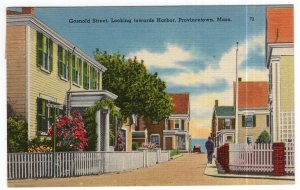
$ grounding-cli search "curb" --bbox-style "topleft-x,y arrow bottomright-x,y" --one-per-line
204,162 -> 295,181
171,154 -> 183,159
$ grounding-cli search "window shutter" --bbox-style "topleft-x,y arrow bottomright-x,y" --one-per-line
68,51 -> 72,80
72,55 -> 76,83
36,32 -> 43,67
253,115 -> 256,127
181,120 -> 185,130
57,45 -> 62,76
49,39 -> 53,72
222,119 -> 225,129
242,115 -> 245,127
37,98 -> 43,131
79,59 -> 82,85
168,120 -> 171,130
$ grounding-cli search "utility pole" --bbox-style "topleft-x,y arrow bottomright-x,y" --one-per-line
235,42 -> 239,144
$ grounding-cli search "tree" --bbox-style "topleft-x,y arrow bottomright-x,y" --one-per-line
94,49 -> 173,121
256,130 -> 270,143
7,118 -> 28,152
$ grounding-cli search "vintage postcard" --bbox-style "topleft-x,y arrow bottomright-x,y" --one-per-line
5,3 -> 295,187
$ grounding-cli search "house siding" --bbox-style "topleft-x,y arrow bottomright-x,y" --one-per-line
6,25 -> 26,119
28,27 -> 98,139
238,112 -> 270,143
280,56 -> 294,112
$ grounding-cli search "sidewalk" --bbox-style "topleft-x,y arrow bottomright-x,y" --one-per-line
204,158 -> 295,181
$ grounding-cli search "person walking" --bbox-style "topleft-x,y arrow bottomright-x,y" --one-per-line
205,137 -> 214,164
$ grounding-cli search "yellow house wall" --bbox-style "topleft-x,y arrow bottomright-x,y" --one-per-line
280,56 -> 294,112
28,27 -> 102,139
238,112 -> 270,144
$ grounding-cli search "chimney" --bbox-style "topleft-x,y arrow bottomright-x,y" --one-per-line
215,100 -> 218,107
238,77 -> 242,82
22,7 -> 35,15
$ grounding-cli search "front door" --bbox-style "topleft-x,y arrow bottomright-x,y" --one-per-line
165,137 -> 172,150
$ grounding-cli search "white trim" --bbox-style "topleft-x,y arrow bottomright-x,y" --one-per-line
7,15 -> 107,72
266,43 -> 293,68
39,94 -> 57,103
216,116 -> 235,119
150,134 -> 160,148
26,25 -> 31,131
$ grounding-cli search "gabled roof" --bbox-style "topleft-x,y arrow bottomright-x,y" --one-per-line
234,81 -> 269,108
168,93 -> 189,114
266,7 -> 294,43
215,106 -> 234,117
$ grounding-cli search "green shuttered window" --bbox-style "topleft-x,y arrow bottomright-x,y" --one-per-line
83,62 -> 89,89
37,98 -> 61,134
36,32 -> 53,72
58,45 -> 68,79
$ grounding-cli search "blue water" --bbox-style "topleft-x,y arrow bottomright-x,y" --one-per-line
191,138 -> 207,153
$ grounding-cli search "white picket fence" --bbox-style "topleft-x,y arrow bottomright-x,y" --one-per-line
8,149 -> 171,180
229,143 -> 295,175
7,152 -> 104,179
285,143 -> 295,174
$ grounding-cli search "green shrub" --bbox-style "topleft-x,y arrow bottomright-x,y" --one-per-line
7,118 -> 28,152
132,142 -> 139,150
256,130 -> 270,143
171,149 -> 180,157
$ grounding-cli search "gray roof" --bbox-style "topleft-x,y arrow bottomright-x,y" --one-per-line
215,106 -> 234,117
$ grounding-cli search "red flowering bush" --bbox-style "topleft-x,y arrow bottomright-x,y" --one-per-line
48,112 -> 87,151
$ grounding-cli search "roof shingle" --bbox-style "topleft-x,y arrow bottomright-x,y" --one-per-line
215,106 -> 234,117
234,81 -> 269,108
267,8 -> 294,43
168,93 -> 189,114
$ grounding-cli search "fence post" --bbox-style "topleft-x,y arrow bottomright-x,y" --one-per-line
154,148 -> 161,164
217,143 -> 230,173
273,143 -> 285,176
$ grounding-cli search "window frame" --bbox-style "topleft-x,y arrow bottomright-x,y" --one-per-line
174,119 -> 180,130
150,134 -> 160,147
37,32 -> 53,73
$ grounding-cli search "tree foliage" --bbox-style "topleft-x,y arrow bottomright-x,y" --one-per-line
94,49 -> 173,121
83,98 -> 122,151
7,118 -> 28,152
256,130 -> 270,143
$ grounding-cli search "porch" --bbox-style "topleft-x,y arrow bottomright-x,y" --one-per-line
163,130 -> 189,152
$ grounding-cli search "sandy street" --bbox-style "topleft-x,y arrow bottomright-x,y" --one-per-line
8,153 -> 294,187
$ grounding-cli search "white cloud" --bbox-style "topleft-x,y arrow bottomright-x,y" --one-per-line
164,32 -> 268,87
127,43 -> 197,70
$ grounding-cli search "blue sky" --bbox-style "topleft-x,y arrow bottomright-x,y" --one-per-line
31,6 -> 282,135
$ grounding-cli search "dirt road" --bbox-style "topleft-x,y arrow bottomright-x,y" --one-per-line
8,153 -> 294,187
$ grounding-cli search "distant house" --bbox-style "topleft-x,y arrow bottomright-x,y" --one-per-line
234,79 -> 270,144
132,93 -> 191,152
6,8 -> 123,151
265,8 -> 294,142
211,100 -> 235,147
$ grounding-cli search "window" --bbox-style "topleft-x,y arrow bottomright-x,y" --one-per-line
83,61 -> 90,89
37,32 -> 53,72
246,136 -> 253,144
174,119 -> 180,129
242,114 -> 256,127
151,134 -> 160,147
58,45 -> 68,80
37,98 -> 61,134
90,66 -> 98,90
225,119 -> 231,129
72,56 -> 82,85
226,135 -> 233,142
